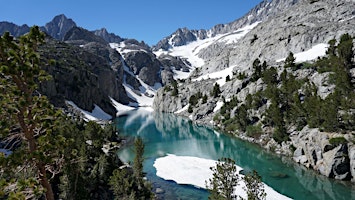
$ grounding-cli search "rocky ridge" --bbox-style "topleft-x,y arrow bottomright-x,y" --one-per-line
0,22 -> 29,37
153,0 -> 299,51
0,14 -> 190,117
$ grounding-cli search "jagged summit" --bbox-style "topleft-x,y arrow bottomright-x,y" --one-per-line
153,0 -> 300,51
0,21 -> 29,37
41,14 -> 77,40
0,14 -> 125,45
92,28 -> 124,43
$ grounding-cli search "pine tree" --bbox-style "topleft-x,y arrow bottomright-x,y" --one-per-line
171,80 -> 178,96
134,137 -> 145,187
242,170 -> 266,200
212,83 -> 222,98
252,58 -> 262,81
206,158 -> 239,200
326,38 -> 337,57
0,26 -> 64,200
337,33 -> 353,68
203,94 -> 208,104
285,52 -> 297,70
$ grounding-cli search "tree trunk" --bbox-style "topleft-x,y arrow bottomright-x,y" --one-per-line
38,162 -> 55,200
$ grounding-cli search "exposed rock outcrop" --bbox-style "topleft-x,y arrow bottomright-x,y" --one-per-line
291,126 -> 354,180
39,37 -> 129,117
124,51 -> 162,86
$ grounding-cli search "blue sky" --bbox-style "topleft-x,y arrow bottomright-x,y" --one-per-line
0,0 -> 262,45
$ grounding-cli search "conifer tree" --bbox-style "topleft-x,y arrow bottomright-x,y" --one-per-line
285,52 -> 297,70
252,58 -> 262,81
242,170 -> 266,200
206,158 -> 239,200
0,26 -> 63,200
212,83 -> 222,98
134,137 -> 145,187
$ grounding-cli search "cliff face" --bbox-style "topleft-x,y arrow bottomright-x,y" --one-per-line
39,37 -> 129,117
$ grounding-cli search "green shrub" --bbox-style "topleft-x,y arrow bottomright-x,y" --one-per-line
329,137 -> 347,146
237,72 -> 247,80
202,94 -> 208,104
246,124 -> 263,138
188,105 -> 193,113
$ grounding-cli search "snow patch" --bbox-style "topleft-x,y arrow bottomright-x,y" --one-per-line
109,42 -> 148,57
276,43 -> 329,63
109,43 -> 162,109
154,22 -> 260,79
110,97 -> 136,116
173,69 -> 192,80
218,22 -> 261,45
154,154 -> 292,200
123,83 -> 155,107
66,101 -> 112,121
193,65 -> 235,86
174,104 -> 189,114
213,101 -> 224,113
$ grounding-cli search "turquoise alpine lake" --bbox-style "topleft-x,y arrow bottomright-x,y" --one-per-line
115,109 -> 354,200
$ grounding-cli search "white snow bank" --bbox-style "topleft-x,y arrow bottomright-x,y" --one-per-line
110,97 -> 136,116
66,101 -> 112,121
123,83 -> 155,107
219,22 -> 261,45
154,22 -> 261,75
276,43 -> 329,63
173,69 -> 192,80
174,104 -> 189,114
193,65 -> 235,86
154,154 -> 292,200
109,42 -> 148,57
154,39 -> 206,69
213,101 -> 224,113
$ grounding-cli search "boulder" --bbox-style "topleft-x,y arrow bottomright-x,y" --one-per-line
349,144 -> 355,182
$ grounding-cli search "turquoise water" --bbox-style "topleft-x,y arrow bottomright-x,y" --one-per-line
115,110 -> 355,200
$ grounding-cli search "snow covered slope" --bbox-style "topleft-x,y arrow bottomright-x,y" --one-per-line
276,43 -> 329,63
154,22 -> 261,79
110,42 -> 161,108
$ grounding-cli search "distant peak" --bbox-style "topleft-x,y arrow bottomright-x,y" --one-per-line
97,28 -> 109,34
44,14 -> 77,40
52,14 -> 68,20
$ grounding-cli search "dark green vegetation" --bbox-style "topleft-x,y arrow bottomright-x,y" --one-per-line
242,170 -> 266,200
188,91 -> 203,113
206,158 -> 265,200
215,34 -> 354,143
0,27 -> 152,199
206,158 -> 239,200
109,137 -> 153,200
